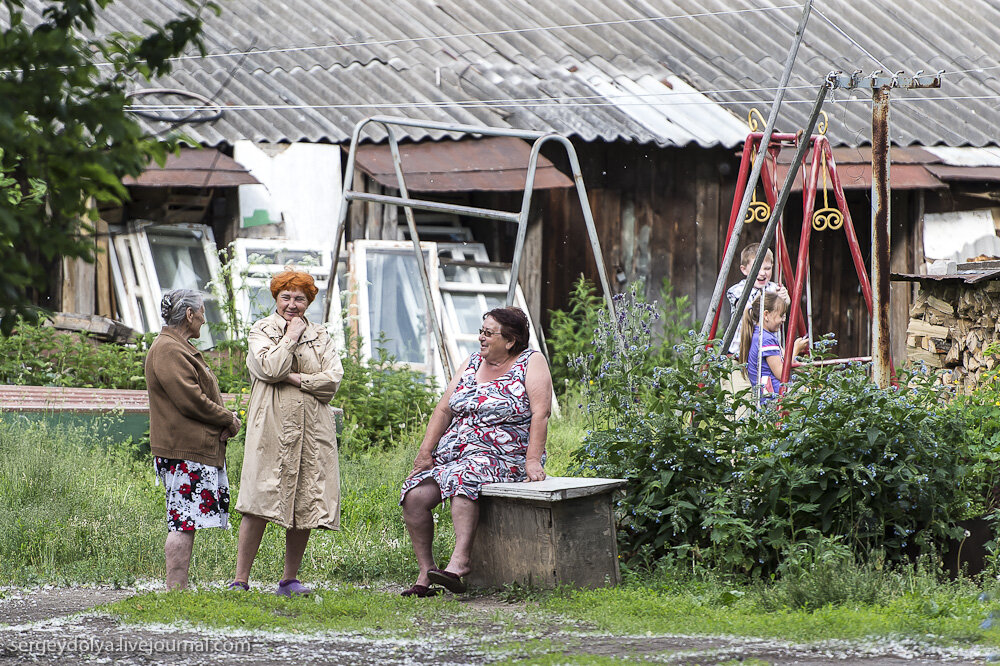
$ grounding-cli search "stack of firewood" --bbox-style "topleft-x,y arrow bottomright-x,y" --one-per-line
905,281 -> 1000,390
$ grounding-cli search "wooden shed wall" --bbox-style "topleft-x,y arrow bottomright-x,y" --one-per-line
536,141 -> 918,362
346,140 -> 924,364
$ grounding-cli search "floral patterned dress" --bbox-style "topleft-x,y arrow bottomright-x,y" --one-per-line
155,457 -> 230,531
401,349 -> 537,502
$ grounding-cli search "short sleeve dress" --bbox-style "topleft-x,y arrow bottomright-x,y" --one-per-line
400,349 -> 537,502
746,325 -> 783,396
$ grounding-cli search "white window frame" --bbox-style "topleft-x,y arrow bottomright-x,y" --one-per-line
110,221 -> 224,347
229,238 -> 344,348
437,242 -> 542,370
352,240 -> 447,387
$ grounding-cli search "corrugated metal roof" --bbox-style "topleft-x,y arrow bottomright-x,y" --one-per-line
892,269 -> 1000,285
12,0 -> 1000,149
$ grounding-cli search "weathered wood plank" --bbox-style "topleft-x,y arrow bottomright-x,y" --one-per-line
480,477 -> 626,501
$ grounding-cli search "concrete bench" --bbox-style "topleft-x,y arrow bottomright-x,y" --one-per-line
467,476 -> 626,590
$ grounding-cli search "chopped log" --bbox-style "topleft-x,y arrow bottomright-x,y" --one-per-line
944,343 -> 961,366
907,320 -> 951,338
968,354 -> 982,372
909,348 -> 944,367
926,295 -> 954,316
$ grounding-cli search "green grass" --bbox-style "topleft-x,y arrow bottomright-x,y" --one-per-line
101,578 -> 1000,651
539,583 -> 1000,645
0,413 -> 444,586
0,405 -> 584,586
108,587 -> 460,634
8,409 -> 1000,653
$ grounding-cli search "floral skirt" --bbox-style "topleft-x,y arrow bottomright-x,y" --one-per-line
154,457 -> 230,532
400,450 -> 529,503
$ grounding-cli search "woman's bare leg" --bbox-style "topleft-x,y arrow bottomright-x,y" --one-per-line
165,531 -> 195,590
282,528 -> 311,581
402,480 -> 443,585
234,514 -> 267,583
444,495 -> 479,577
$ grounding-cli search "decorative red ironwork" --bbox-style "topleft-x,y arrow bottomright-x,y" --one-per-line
708,130 -> 884,388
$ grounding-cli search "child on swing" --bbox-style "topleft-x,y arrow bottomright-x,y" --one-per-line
726,243 -> 790,355
739,292 -> 809,399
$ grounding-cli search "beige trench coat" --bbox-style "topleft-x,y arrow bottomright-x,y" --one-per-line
235,313 -> 344,530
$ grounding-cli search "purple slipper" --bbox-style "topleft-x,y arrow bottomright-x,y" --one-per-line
427,568 -> 467,593
400,584 -> 440,598
227,580 -> 250,591
276,579 -> 312,597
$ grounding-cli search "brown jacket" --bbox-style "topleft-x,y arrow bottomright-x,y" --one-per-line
235,314 -> 343,529
145,326 -> 233,467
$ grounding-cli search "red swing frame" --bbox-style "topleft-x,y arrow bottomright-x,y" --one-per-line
707,130 -> 881,388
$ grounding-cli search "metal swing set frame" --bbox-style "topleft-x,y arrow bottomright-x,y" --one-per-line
322,116 -> 617,383
707,94 -> 884,389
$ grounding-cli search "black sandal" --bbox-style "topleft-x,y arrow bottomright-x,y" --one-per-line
400,584 -> 440,598
427,568 -> 467,593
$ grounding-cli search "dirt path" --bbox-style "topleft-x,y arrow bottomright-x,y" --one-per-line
0,586 -> 993,665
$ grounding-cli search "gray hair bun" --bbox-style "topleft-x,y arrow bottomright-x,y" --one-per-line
161,289 -> 205,327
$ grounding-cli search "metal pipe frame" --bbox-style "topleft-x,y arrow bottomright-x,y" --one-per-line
699,0 -> 815,339
719,80 -> 830,357
707,133 -> 807,344
324,115 -> 617,379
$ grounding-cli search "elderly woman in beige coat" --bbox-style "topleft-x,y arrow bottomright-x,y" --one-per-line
230,270 -> 343,596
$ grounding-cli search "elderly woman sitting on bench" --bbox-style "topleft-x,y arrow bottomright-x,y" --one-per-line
399,306 -> 552,597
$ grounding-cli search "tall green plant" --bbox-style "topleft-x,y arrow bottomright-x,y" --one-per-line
575,327 -> 755,570
547,276 -> 604,393
335,330 -> 438,453
948,342 -> 1000,519
548,276 -> 692,396
0,318 -> 151,389
738,363 -> 969,570
574,287 -> 973,575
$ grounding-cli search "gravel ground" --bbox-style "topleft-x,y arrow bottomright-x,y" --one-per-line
0,586 -> 996,665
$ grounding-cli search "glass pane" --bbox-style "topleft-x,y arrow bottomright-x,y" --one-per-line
306,287 -> 327,322
478,268 -> 506,284
484,294 -> 504,311
457,338 -> 479,358
450,293 -> 483,332
198,299 -> 225,347
148,231 -> 212,291
135,296 -> 149,332
365,250 -> 430,364
247,248 -> 324,267
440,264 -> 474,282
248,284 -> 274,322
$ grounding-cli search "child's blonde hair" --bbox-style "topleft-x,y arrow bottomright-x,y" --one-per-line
739,291 -> 786,367
740,243 -> 774,268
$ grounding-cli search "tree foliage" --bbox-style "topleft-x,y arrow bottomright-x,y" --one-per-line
0,0 -> 218,333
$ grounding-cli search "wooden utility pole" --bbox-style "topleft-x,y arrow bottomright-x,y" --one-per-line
828,70 -> 942,387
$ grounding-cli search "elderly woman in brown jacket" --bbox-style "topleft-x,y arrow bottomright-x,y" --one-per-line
231,270 -> 344,596
145,288 -> 242,591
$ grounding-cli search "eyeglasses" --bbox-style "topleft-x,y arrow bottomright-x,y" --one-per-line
478,328 -> 501,338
